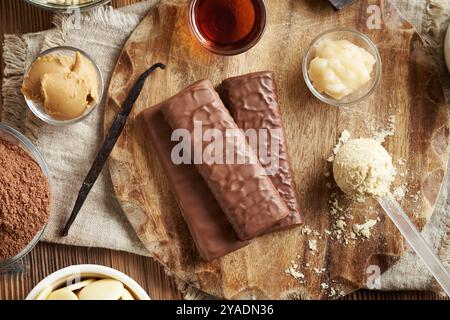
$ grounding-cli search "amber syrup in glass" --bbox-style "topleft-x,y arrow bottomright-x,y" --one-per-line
190,0 -> 267,55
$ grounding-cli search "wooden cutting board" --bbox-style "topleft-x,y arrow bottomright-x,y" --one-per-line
104,0 -> 449,299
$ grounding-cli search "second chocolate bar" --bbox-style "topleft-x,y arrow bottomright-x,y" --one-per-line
221,71 -> 303,231
161,80 -> 290,240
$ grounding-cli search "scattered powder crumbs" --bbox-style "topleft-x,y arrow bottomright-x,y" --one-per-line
352,219 -> 378,239
326,189 -> 382,244
327,193 -> 356,245
335,219 -> 346,230
312,230 -> 322,240
285,267 -> 304,280
313,267 -> 326,275
393,184 -> 408,201
410,191 -> 421,203
327,129 -> 350,162
285,261 -> 305,282
320,282 -> 345,298
308,239 -> 318,253
301,225 -> 312,235
393,158 -> 409,201
373,115 -> 396,143
328,287 -> 346,298
329,287 -> 336,297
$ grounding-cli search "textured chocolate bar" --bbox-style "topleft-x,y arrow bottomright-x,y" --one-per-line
161,80 -> 290,240
141,106 -> 249,261
221,71 -> 303,231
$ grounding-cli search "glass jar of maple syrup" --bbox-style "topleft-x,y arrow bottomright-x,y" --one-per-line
189,0 -> 267,56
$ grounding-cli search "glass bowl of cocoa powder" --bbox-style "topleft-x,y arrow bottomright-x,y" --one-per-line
0,123 -> 51,270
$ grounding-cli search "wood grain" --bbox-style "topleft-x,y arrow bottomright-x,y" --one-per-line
0,0 -> 447,300
105,0 -> 449,299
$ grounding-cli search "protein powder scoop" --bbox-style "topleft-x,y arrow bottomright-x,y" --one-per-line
333,138 -> 450,296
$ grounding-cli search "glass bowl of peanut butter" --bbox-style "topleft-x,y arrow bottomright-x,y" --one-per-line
22,46 -> 104,126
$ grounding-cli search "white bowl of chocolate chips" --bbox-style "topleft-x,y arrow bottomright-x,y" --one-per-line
27,265 -> 150,300
0,123 -> 51,269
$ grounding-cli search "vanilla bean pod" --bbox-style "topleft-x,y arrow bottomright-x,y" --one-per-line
62,63 -> 166,236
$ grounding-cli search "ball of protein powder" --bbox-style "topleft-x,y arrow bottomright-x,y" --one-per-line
333,138 -> 395,198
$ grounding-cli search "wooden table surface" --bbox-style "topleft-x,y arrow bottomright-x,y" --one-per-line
0,0 -> 447,300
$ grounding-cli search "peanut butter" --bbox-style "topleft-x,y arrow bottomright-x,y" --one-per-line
73,52 -> 99,103
22,51 -> 100,121
41,72 -> 91,120
22,55 -> 73,102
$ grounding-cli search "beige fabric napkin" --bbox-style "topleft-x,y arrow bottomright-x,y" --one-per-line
1,0 -> 449,296
3,1 -> 155,257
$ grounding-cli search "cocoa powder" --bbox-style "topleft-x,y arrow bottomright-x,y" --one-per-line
0,139 -> 51,260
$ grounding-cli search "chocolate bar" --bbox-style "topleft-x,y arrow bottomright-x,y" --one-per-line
161,80 -> 290,240
221,71 -> 303,231
141,106 -> 249,261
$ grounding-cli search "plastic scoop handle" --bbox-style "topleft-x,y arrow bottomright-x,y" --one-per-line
378,193 -> 450,297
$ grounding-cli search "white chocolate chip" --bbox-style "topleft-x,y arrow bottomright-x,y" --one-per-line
78,279 -> 124,300
308,239 -> 318,253
120,288 -> 135,300
65,279 -> 96,292
47,288 -> 79,300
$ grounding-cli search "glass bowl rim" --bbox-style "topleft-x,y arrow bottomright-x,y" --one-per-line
0,123 -> 51,269
24,46 -> 104,126
23,0 -> 111,12
302,27 -> 382,107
